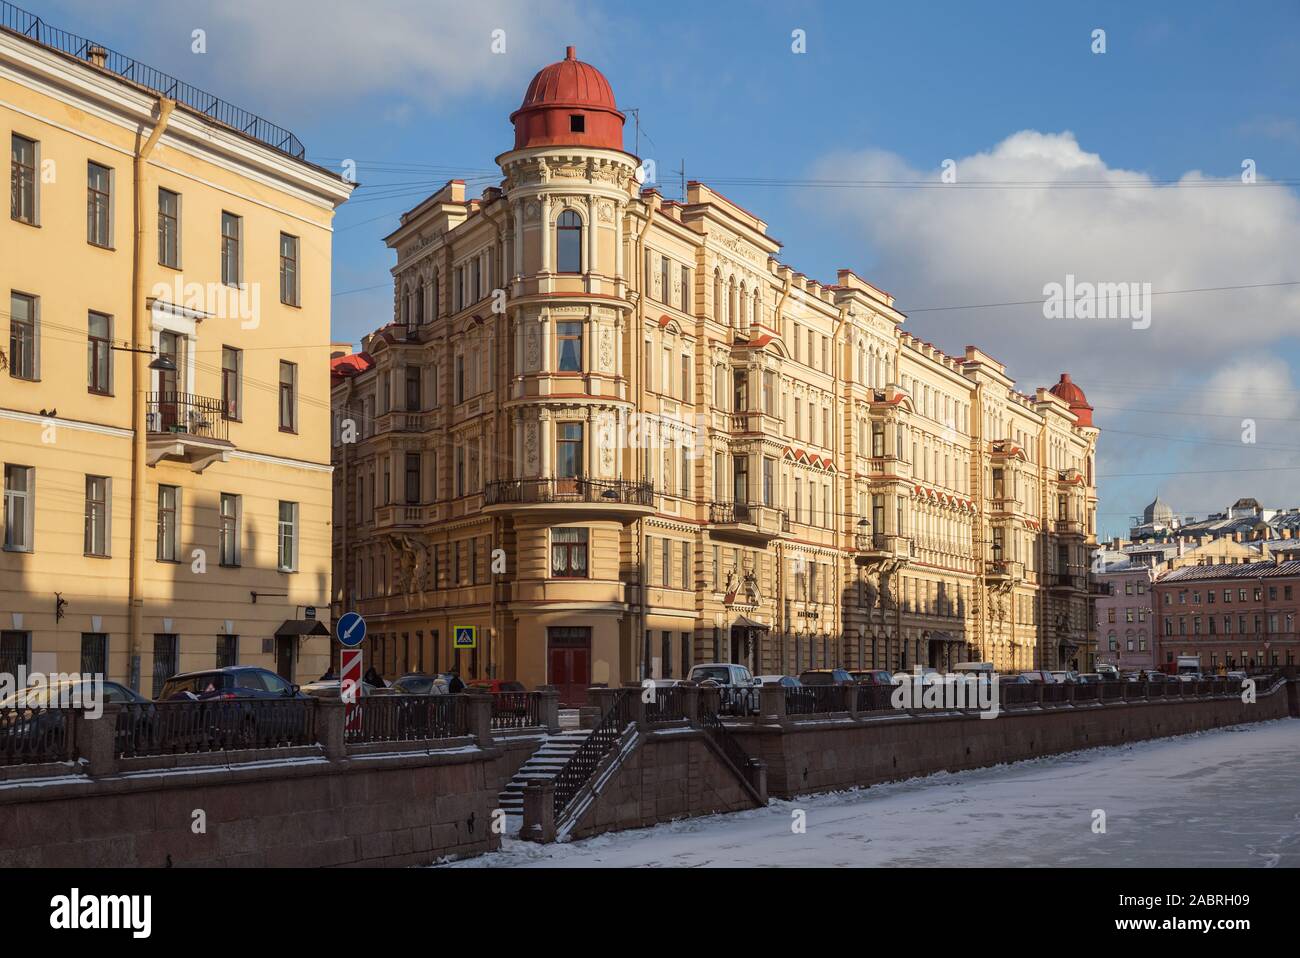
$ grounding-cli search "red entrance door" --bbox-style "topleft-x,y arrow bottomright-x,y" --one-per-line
548,627 -> 591,707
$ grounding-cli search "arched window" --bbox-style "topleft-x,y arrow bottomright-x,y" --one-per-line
713,270 -> 724,322
556,210 -> 582,273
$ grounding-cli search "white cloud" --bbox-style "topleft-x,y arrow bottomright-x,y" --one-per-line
60,0 -> 598,110
809,130 -> 1300,383
808,132 -> 1300,526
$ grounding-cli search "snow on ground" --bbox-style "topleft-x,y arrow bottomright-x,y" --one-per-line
446,718 -> 1300,868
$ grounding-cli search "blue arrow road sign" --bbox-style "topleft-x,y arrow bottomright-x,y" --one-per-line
337,611 -> 367,648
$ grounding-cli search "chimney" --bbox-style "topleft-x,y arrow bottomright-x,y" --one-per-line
86,44 -> 108,69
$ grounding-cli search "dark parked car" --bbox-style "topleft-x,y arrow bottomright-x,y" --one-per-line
850,669 -> 894,686
158,667 -> 306,702
799,669 -> 856,687
1,679 -> 153,760
388,673 -> 450,695
155,667 -> 309,749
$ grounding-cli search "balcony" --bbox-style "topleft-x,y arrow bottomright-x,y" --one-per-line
1050,572 -> 1086,593
145,392 -> 233,472
1054,518 -> 1085,537
854,531 -> 913,566
375,503 -> 429,529
984,559 -> 1024,584
482,477 -> 655,520
727,410 -> 785,437
708,501 -> 789,543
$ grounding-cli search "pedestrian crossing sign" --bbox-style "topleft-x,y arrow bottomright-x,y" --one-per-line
453,625 -> 477,649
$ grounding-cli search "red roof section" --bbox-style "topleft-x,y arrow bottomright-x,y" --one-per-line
1049,373 -> 1094,427
511,47 -> 625,151
330,352 -> 373,384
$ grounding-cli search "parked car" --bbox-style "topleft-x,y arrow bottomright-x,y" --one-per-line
798,668 -> 856,686
158,667 -> 306,702
688,663 -> 760,715
1139,670 -> 1169,683
2,679 -> 156,759
1226,670 -> 1248,683
1075,673 -> 1104,685
755,674 -> 801,688
1019,670 -> 1056,684
156,667 -> 309,749
299,679 -> 392,699
850,669 -> 894,686
1049,671 -> 1080,684
1095,663 -> 1119,678
465,678 -> 526,694
999,673 -> 1031,685
1176,672 -> 1203,682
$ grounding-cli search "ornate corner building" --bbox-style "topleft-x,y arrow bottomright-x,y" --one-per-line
329,48 -> 1100,702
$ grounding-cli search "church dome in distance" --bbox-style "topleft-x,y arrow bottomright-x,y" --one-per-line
511,46 -> 625,151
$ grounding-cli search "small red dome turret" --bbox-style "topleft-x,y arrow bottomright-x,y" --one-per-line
1050,373 -> 1094,427
511,46 -> 625,151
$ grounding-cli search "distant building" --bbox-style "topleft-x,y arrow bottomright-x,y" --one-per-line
1093,561 -> 1156,671
1153,559 -> 1300,671
1130,496 -> 1300,546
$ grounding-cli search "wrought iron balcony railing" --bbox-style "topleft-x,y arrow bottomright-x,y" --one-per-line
145,392 -> 229,443
483,477 -> 654,507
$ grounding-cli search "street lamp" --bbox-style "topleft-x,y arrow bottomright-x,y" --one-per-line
111,342 -> 176,372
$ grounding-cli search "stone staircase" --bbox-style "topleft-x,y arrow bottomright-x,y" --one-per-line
497,729 -> 593,825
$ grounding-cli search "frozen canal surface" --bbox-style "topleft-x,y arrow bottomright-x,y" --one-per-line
447,719 -> 1300,868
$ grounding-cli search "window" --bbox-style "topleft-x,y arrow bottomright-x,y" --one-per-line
84,476 -> 109,556
87,311 -> 112,394
216,634 -> 238,669
220,211 -> 241,285
4,465 -> 34,552
681,541 -> 691,590
557,322 -> 583,371
405,452 -> 421,504
9,291 -> 37,380
551,528 -> 589,578
455,354 -> 465,403
87,162 -> 112,246
660,255 -> 670,304
81,633 -> 108,675
158,188 -> 180,267
278,361 -> 297,432
681,354 -> 692,401
152,634 -> 178,698
280,233 -> 300,305
221,346 -> 242,420
277,501 -> 298,572
569,113 -> 585,133
681,265 -> 691,313
405,366 -> 421,411
156,485 -> 180,561
219,493 -> 241,566
557,423 -> 583,478
661,538 -> 670,587
763,457 -> 775,506
556,210 -> 582,273
11,134 -> 37,224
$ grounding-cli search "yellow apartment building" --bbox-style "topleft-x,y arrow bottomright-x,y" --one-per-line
331,47 -> 1099,702
1,7 -> 352,693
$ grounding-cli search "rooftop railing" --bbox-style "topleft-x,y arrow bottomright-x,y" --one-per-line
1,1 -> 307,159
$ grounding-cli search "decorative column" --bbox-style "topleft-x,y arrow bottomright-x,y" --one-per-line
539,195 -> 552,272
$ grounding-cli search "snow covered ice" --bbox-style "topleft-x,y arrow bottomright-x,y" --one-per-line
445,718 -> 1300,868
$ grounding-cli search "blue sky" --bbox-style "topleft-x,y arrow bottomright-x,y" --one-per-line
38,0 -> 1300,537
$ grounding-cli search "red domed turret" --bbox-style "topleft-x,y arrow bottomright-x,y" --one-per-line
1050,373 -> 1094,427
511,46 -> 624,151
